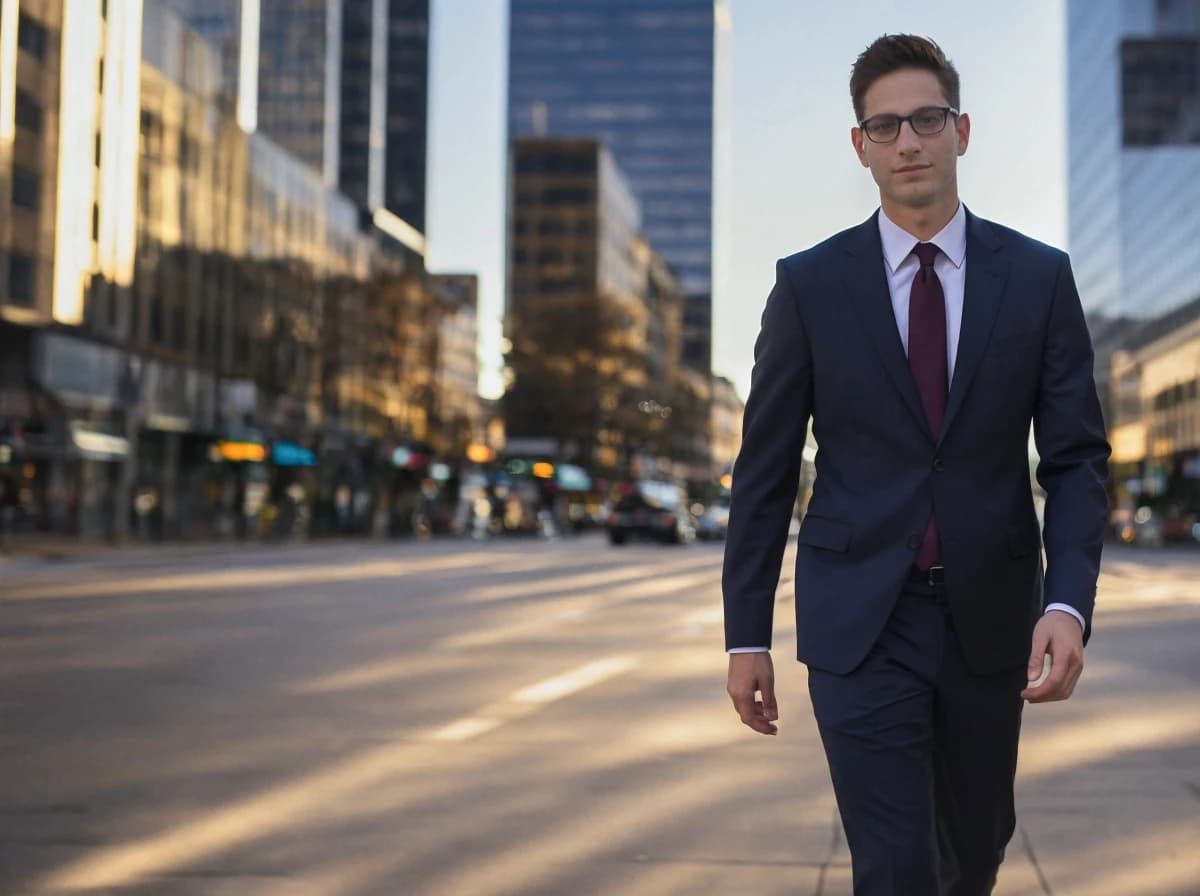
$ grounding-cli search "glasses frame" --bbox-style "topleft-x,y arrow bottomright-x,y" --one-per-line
857,106 -> 960,144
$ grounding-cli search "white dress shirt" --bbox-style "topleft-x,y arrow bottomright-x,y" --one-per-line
729,205 -> 1083,654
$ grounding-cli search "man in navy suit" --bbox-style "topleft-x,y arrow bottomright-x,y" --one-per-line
723,35 -> 1110,895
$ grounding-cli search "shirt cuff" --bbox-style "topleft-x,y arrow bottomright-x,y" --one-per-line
728,646 -> 770,654
1044,602 -> 1085,632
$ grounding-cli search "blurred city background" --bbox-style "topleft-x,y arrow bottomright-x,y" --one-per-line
1,1 -> 1199,895
0,0 -> 1197,549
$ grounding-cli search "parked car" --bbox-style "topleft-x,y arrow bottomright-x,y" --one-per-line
1159,504 -> 1200,543
696,501 -> 730,541
607,481 -> 695,545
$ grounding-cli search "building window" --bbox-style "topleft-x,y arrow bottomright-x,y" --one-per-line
1122,38 -> 1200,146
11,167 -> 39,211
7,253 -> 35,305
92,204 -> 100,241
14,90 -> 42,134
17,12 -> 48,60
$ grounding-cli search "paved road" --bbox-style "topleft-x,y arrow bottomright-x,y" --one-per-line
1,538 -> 1197,895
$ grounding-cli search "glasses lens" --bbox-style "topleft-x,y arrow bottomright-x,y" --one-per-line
865,116 -> 899,142
911,107 -> 948,135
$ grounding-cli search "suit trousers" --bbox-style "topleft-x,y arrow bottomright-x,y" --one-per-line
807,581 -> 1026,896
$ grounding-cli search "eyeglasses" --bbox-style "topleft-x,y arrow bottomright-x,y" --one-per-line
858,106 -> 959,144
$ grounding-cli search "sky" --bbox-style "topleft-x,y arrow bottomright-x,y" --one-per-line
425,0 -> 1067,402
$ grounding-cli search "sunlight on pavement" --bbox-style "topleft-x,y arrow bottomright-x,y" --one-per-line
431,717 -> 505,742
1019,705 -> 1200,779
3,553 -> 549,602
458,554 -> 721,605
289,656 -> 439,695
425,766 -> 753,895
441,571 -> 717,648
1097,568 -> 1200,608
35,653 -> 640,892
1032,820 -> 1200,896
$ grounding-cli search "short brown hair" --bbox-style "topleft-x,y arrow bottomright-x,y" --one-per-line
850,35 -> 960,122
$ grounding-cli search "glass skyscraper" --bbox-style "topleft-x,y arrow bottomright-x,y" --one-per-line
1069,0 -> 1200,516
507,0 -> 724,372
1067,0 -> 1200,323
172,0 -> 429,231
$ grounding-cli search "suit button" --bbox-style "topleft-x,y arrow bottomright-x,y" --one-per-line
907,534 -> 921,550
933,457 -> 945,472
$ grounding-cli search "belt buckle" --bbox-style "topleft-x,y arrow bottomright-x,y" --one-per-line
926,565 -> 945,586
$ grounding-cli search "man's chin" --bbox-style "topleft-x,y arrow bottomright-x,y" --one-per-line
886,186 -> 940,210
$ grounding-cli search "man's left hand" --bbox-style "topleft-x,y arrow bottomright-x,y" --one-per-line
1021,610 -> 1085,703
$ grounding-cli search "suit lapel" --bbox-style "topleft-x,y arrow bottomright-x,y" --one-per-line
841,213 -> 932,440
939,212 -> 1010,444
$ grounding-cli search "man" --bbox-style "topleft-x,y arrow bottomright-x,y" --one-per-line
722,35 -> 1110,896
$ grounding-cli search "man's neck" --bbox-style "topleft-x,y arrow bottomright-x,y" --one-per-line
880,197 -> 961,242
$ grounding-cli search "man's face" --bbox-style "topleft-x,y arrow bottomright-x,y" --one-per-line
851,68 -> 970,212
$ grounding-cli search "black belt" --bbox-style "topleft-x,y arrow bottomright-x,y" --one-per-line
907,564 -> 945,587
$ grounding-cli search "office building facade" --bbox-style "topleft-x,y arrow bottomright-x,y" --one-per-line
505,137 -> 706,479
0,0 -> 467,542
1068,0 -> 1200,324
508,0 -> 723,373
1068,0 -> 1200,523
172,0 -> 429,228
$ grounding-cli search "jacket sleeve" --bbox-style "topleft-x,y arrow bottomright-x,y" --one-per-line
723,259 -> 814,650
1033,253 -> 1112,643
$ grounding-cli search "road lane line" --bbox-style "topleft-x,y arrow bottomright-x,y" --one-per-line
511,656 -> 636,704
34,652 -> 640,892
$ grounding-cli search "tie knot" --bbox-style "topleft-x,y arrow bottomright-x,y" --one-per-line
913,242 -> 940,267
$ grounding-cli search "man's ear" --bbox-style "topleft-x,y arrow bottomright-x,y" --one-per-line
851,127 -> 870,168
955,112 -> 971,156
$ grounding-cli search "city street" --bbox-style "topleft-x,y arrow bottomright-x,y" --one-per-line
1,537 -> 1198,895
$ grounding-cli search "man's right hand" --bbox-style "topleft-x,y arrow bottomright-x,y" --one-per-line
727,651 -> 778,735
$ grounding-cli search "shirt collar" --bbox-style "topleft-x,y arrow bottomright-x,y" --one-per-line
878,202 -> 967,273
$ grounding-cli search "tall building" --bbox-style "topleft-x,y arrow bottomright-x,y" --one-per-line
1068,0 -> 1200,324
507,0 -> 725,373
428,273 -> 483,454
0,0 -> 450,543
381,0 -> 429,231
505,137 -> 686,476
172,0 -> 429,230
1068,0 -> 1200,524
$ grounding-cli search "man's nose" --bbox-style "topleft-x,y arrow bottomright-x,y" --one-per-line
895,120 -> 923,152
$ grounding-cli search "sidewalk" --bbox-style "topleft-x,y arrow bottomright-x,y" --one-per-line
0,533 -> 388,579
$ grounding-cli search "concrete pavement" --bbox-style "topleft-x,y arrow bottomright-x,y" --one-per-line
0,537 -> 1197,894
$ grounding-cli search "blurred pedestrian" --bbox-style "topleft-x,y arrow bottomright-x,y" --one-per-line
722,35 -> 1110,895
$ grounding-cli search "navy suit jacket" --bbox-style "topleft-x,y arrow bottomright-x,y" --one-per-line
722,210 -> 1111,675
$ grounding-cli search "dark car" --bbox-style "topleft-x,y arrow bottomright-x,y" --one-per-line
696,501 -> 730,541
607,481 -> 695,545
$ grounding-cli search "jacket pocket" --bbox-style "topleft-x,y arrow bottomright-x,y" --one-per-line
798,515 -> 852,553
1007,525 -> 1041,558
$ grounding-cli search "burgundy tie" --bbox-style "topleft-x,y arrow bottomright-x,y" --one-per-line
909,242 -> 947,570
